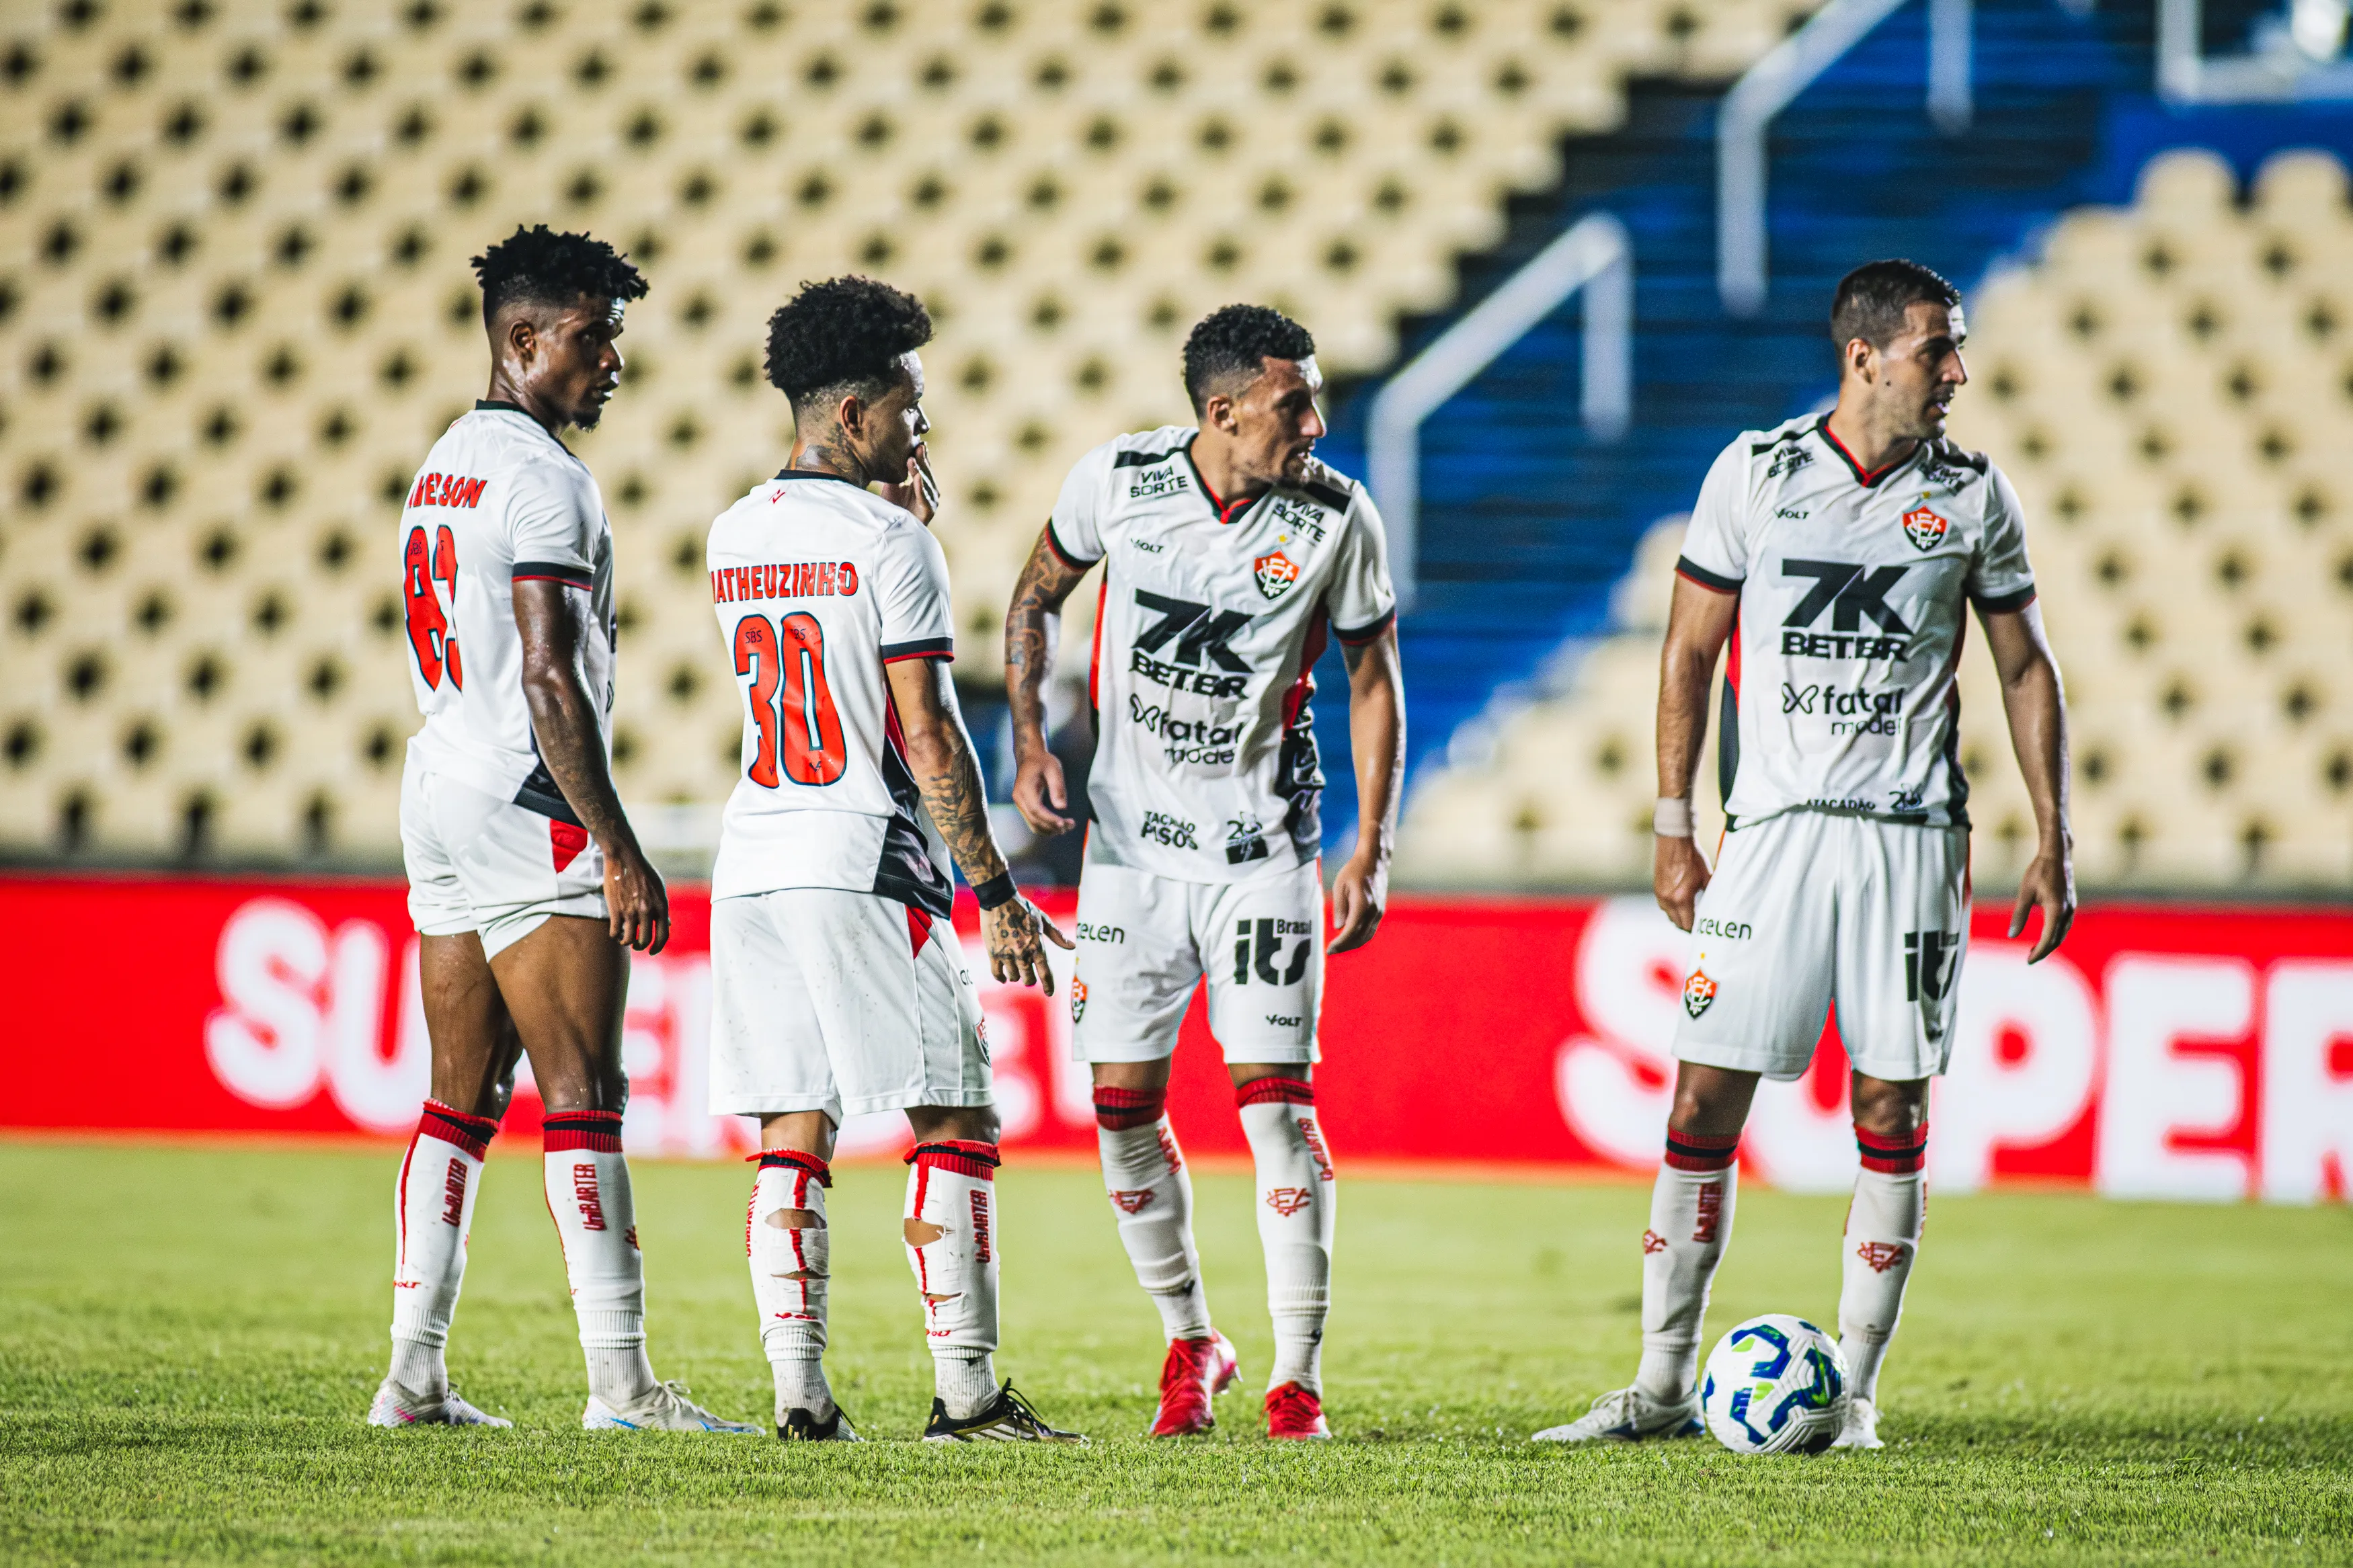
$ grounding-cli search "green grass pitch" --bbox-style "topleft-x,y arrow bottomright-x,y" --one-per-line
1,1139 -> 2347,1565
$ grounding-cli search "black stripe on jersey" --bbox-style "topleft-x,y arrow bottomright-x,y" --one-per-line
1334,606 -> 1396,645
771,469 -> 862,485
1970,583 -> 2038,615
512,761 -> 586,828
1675,556 -> 1742,594
1045,520 -> 1101,571
880,636 -> 956,664
1113,446 -> 1188,470
513,560 -> 594,589
1928,439 -> 1990,474
1300,479 -> 1351,512
1749,425 -> 1808,456
475,399 -> 530,415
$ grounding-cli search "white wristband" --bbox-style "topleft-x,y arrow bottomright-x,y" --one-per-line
1653,797 -> 1696,838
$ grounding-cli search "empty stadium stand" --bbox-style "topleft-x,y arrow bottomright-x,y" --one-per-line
0,0 -> 1823,865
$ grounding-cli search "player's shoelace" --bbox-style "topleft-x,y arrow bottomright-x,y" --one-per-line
930,1380 -> 1086,1443
1265,1383 -> 1326,1438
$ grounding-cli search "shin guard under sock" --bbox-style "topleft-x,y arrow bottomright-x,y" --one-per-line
1094,1086 -> 1212,1341
1840,1124 -> 1928,1403
1237,1077 -> 1334,1395
904,1140 -> 1001,1419
749,1149 -> 833,1422
543,1109 -> 655,1407
1635,1130 -> 1741,1403
389,1100 -> 497,1397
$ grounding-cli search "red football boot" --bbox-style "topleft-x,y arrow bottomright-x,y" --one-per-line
1265,1380 -> 1330,1440
1148,1331 -> 1241,1437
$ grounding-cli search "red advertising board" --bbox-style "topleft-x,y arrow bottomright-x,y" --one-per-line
4,874 -> 2347,1201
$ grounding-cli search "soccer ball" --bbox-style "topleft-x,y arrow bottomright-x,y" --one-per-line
1698,1314 -> 1851,1454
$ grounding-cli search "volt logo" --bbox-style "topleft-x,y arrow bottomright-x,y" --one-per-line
1133,591 -> 1253,671
1780,559 -> 1913,635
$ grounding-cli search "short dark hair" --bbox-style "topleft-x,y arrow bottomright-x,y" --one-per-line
471,224 -> 648,327
1830,259 -> 1961,352
764,276 -> 934,411
1182,304 -> 1316,413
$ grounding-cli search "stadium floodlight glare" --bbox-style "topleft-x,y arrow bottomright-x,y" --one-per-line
1365,210 -> 1630,612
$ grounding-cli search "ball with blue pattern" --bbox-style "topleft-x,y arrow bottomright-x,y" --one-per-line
1699,1313 -> 1851,1454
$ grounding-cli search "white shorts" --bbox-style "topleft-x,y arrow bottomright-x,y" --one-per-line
401,758 -> 606,960
1070,860 -> 1324,1065
707,887 -> 990,1124
1673,811 -> 1969,1083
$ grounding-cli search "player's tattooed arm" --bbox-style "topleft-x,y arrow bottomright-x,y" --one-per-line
1328,626 -> 1405,954
1981,600 -> 2075,962
1653,575 -> 1739,932
513,578 -> 669,954
884,654 -> 1074,991
1003,526 -> 1093,836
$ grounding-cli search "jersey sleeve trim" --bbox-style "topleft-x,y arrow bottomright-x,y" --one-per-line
1675,556 -> 1743,594
1045,520 -> 1100,570
513,560 -> 594,589
1334,606 -> 1397,645
880,637 -> 957,664
1970,583 -> 2038,615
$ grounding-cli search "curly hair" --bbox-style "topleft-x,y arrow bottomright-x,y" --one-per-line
764,276 -> 934,411
470,225 -> 649,327
1829,259 -> 1960,352
1181,304 -> 1316,413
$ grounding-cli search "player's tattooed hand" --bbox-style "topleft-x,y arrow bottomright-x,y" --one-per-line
1654,834 -> 1712,933
982,896 -> 1073,993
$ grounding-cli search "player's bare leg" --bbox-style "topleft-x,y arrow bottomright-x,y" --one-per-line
371,930 -> 520,1428
493,914 -> 754,1434
1835,1071 -> 1930,1450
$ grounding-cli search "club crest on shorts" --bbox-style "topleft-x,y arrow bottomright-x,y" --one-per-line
1252,550 -> 1300,601
1683,965 -> 1718,1019
1901,504 -> 1949,553
1069,976 -> 1088,1024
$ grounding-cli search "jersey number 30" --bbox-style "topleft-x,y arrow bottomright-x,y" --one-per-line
733,612 -> 846,787
403,525 -> 463,690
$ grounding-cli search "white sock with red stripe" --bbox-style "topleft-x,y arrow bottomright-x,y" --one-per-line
1237,1077 -> 1334,1395
903,1140 -> 1001,1419
542,1109 -> 657,1407
1094,1086 -> 1213,1342
1839,1124 -> 1928,1403
1635,1130 -> 1741,1404
387,1100 -> 498,1398
749,1149 -> 834,1423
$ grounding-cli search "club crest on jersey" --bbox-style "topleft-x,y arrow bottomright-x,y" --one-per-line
1901,505 -> 1949,553
1683,966 -> 1718,1019
1069,977 -> 1088,1024
1252,550 -> 1300,601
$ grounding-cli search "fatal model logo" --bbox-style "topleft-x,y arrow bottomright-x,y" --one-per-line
1253,550 -> 1300,601
1901,504 -> 1949,552
1683,966 -> 1718,1019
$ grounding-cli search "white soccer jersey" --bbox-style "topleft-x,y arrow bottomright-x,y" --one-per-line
1049,426 -> 1397,882
400,401 -> 614,823
1677,414 -> 2038,830
707,471 -> 958,915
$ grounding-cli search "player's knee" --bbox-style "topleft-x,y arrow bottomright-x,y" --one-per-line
1849,1075 -> 1929,1139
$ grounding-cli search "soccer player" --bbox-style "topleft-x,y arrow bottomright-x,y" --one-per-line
709,277 -> 1082,1445
1003,305 -> 1406,1441
373,226 -> 754,1434
1532,259 -> 2074,1449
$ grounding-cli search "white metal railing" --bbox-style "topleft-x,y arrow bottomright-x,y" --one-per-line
1365,212 -> 1631,611
2159,0 -> 2353,102
1719,0 -> 1977,316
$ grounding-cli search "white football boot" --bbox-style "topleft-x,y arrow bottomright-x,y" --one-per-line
1831,1395 -> 1883,1450
582,1380 -> 761,1434
367,1378 -> 511,1428
1531,1386 -> 1703,1444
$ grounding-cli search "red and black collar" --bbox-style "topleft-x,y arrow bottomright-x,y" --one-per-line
1815,417 -> 1915,489
1183,441 -> 1264,526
